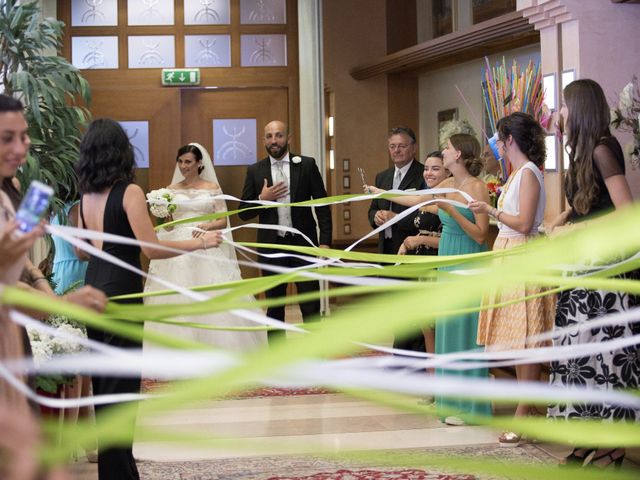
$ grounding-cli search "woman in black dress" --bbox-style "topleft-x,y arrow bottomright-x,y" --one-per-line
547,79 -> 638,469
397,151 -> 449,256
75,118 -> 221,480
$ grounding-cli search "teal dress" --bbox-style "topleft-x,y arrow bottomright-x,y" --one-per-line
436,206 -> 491,418
51,202 -> 88,294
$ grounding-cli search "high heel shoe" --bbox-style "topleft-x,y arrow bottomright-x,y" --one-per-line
586,448 -> 625,469
559,447 -> 595,467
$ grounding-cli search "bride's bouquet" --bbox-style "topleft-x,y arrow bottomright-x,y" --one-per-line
147,188 -> 177,218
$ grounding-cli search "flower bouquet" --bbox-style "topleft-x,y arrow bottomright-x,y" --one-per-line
146,188 -> 177,218
486,180 -> 502,208
28,315 -> 87,394
610,76 -> 640,170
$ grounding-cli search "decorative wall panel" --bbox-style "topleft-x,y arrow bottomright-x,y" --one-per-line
184,0 -> 231,25
240,0 -> 286,24
127,0 -> 174,26
71,0 -> 118,26
213,119 -> 257,166
240,34 -> 287,67
119,121 -> 150,168
128,36 -> 175,68
185,35 -> 231,67
72,36 -> 119,69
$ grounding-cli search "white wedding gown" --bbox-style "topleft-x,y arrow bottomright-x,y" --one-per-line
143,187 -> 267,352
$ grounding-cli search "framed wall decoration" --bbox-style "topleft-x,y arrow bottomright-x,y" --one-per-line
343,209 -> 350,221
240,34 -> 287,67
128,35 -> 175,68
185,35 -> 231,67
544,135 -> 557,171
240,0 -> 286,24
437,108 -> 458,139
343,224 -> 351,235
127,0 -> 174,26
342,158 -> 350,172
118,121 -> 149,168
213,118 -> 257,166
543,73 -> 556,110
342,175 -> 350,189
184,0 -> 231,25
72,0 -> 118,26
72,36 -> 119,69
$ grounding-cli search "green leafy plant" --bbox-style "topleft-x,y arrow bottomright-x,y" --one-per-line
0,0 -> 91,217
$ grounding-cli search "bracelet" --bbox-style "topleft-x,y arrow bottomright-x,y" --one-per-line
496,210 -> 503,222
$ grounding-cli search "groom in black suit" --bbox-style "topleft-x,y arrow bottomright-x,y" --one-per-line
239,120 -> 332,345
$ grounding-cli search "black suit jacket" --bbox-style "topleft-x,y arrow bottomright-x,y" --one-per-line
239,154 -> 332,248
368,159 -> 424,254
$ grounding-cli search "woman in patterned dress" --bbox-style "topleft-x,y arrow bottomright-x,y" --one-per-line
547,79 -> 638,469
469,112 -> 556,446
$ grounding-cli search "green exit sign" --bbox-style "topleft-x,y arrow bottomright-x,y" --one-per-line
162,68 -> 201,86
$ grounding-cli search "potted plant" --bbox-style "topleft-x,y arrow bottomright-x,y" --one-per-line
0,0 -> 91,218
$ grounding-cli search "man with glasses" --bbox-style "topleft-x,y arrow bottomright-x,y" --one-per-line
367,126 -> 425,355
368,126 -> 424,255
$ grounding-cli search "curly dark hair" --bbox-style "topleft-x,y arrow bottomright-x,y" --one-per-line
425,151 -> 443,160
176,144 -> 204,175
449,133 -> 482,176
562,79 -> 611,216
497,112 -> 546,168
75,118 -> 135,193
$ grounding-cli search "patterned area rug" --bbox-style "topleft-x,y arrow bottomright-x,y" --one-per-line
137,444 -> 554,480
141,379 -> 333,398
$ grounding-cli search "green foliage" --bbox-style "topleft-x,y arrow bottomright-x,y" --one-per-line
0,0 -> 91,218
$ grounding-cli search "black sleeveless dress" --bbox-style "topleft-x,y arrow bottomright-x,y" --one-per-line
407,209 -> 442,256
82,180 -> 141,480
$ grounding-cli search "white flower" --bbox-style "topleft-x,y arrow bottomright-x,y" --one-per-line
147,188 -> 176,218
291,156 -> 302,164
31,341 -> 53,366
438,119 -> 477,149
619,81 -> 634,114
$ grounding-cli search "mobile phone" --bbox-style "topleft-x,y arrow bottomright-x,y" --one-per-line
15,180 -> 54,235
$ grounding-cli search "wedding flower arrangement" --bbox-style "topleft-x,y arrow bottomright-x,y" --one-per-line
438,119 -> 477,149
28,315 -> 87,393
147,188 -> 177,218
610,76 -> 640,169
486,180 -> 503,208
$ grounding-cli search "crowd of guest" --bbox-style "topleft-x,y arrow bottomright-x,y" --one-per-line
365,78 -> 638,467
1,76 -> 638,477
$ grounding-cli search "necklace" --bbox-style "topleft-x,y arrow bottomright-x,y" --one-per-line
455,175 -> 472,190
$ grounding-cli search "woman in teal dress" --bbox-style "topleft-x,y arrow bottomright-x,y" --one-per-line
434,133 -> 492,424
51,200 -> 88,294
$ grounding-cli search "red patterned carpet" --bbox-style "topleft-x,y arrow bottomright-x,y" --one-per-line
266,469 -> 474,479
134,445 -> 554,480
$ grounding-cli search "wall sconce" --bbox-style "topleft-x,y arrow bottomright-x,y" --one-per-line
328,116 -> 334,137
329,149 -> 335,170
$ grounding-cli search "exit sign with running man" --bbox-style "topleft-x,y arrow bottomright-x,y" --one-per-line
161,68 -> 201,86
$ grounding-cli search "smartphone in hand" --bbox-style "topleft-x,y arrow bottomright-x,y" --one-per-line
15,180 -> 53,235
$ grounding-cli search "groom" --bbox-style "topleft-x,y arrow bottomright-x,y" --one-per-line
239,120 -> 332,345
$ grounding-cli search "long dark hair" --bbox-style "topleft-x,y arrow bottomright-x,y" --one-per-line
449,133 -> 482,176
75,118 -> 135,193
177,144 -> 204,175
497,112 -> 546,168
563,79 -> 611,215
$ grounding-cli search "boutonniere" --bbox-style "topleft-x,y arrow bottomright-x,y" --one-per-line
291,156 -> 302,164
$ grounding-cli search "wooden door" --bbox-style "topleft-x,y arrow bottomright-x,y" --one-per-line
181,87 -> 289,279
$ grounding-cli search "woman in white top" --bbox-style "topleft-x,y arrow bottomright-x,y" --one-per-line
468,112 -> 555,446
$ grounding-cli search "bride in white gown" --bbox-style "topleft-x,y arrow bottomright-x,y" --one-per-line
143,143 -> 267,351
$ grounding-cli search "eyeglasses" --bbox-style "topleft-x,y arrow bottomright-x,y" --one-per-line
388,143 -> 412,151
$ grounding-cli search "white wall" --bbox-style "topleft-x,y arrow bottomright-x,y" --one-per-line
418,45 -> 540,160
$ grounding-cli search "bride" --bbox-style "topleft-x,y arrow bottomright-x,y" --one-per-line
143,143 -> 267,351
